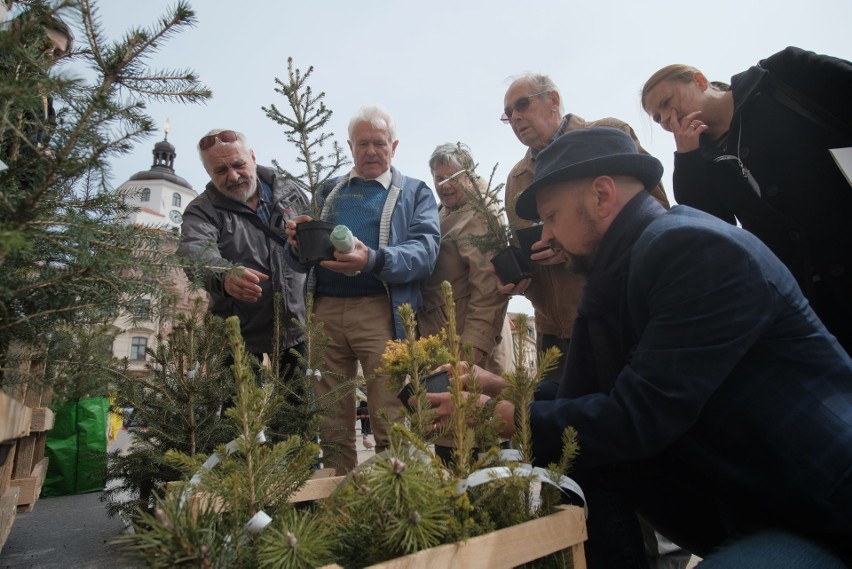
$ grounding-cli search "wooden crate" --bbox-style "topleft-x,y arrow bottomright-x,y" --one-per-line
298,467 -> 587,569
289,467 -> 344,503
320,505 -> 587,569
176,464 -> 587,568
171,467 -> 345,517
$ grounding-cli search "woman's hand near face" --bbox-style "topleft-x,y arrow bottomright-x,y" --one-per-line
671,110 -> 708,153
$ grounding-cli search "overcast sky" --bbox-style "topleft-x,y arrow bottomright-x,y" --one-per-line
65,0 -> 852,314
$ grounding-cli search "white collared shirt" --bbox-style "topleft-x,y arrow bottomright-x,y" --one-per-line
348,168 -> 392,190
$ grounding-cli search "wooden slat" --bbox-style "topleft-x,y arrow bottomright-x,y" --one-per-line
0,394 -> 31,443
289,475 -> 345,503
0,486 -> 21,552
0,443 -> 16,496
29,408 -> 54,432
11,457 -> 48,511
30,432 -> 47,467
336,505 -> 587,569
11,437 -> 35,480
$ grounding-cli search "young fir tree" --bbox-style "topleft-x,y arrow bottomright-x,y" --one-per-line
260,57 -> 355,454
103,303 -> 235,523
0,0 -> 209,398
115,316 -> 322,568
262,57 -> 350,218
448,146 -> 515,256
109,284 -> 582,568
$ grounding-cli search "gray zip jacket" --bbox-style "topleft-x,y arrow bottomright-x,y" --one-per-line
178,165 -> 309,353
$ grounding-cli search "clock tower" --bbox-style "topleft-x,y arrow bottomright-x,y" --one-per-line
112,123 -> 206,373
117,122 -> 196,234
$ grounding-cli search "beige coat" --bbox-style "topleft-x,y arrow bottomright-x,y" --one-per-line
419,193 -> 512,374
505,114 -> 670,339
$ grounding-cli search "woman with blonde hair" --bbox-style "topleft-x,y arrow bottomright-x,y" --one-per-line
641,47 -> 852,354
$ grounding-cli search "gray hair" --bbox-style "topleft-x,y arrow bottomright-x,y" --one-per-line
348,105 -> 397,142
428,142 -> 475,173
196,128 -> 249,162
507,72 -> 564,116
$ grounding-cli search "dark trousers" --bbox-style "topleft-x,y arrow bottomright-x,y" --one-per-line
574,454 -> 726,569
574,451 -> 851,568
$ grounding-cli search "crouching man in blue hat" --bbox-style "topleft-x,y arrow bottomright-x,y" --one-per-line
428,127 -> 852,568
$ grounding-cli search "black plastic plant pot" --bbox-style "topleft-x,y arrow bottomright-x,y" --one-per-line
397,370 -> 450,412
515,224 -> 549,260
490,246 -> 532,285
295,219 -> 337,265
423,370 -> 450,393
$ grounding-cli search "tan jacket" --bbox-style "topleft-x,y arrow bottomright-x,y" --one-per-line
505,114 -> 670,339
419,195 -> 512,373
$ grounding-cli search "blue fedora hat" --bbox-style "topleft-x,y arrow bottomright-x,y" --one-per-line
515,127 -> 664,220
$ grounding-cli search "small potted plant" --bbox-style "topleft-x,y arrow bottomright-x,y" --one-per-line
263,58 -> 349,265
378,320 -> 453,410
451,150 -> 531,285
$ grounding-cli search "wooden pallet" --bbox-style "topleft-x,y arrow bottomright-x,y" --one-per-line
10,457 -> 49,513
10,407 -> 54,511
0,393 -> 32,552
0,486 -> 20,553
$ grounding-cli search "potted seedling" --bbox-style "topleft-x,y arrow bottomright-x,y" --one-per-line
377,320 -> 453,411
450,149 -> 531,285
263,58 -> 349,265
515,221 -> 551,260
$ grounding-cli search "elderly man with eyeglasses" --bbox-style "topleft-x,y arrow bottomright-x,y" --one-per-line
501,73 -> 670,399
178,128 -> 310,381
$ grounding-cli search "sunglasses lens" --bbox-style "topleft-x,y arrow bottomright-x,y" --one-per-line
516,97 -> 532,112
199,135 -> 215,150
199,131 -> 238,150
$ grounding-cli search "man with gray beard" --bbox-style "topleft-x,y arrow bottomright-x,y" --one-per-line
179,129 -> 309,379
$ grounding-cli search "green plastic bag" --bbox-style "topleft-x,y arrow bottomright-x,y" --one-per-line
42,397 -> 109,496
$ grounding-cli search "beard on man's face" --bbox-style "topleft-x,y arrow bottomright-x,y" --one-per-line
222,176 -> 256,203
549,240 -> 595,275
565,253 -> 594,275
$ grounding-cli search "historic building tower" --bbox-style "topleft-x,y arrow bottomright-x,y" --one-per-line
111,128 -> 205,373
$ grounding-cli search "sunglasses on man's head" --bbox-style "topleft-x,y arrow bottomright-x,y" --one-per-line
198,130 -> 238,150
500,91 -> 550,123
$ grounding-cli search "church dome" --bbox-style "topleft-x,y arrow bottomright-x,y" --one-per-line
128,134 -> 192,190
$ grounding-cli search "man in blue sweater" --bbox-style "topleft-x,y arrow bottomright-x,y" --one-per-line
429,127 -> 852,567
285,105 -> 440,473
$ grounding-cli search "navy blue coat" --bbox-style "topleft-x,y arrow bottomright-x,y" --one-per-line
530,193 -> 852,538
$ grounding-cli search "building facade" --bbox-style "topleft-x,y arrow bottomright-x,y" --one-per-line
111,132 -> 205,373
508,312 -> 537,375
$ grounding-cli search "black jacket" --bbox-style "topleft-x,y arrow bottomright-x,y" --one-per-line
673,46 -> 852,297
178,166 -> 309,352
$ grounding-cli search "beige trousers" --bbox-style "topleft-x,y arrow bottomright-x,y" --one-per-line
313,295 -> 404,474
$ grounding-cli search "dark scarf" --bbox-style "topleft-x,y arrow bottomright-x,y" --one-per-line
557,192 -> 667,399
